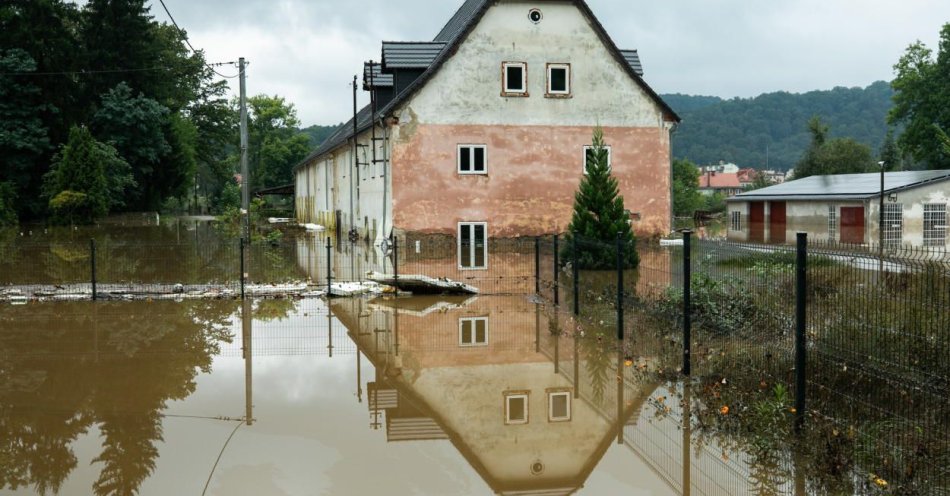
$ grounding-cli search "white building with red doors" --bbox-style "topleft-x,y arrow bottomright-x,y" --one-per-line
725,170 -> 950,248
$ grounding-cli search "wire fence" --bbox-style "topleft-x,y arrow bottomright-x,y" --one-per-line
533,233 -> 950,495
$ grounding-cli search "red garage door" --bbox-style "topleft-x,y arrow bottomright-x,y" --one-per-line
769,201 -> 787,244
749,202 -> 765,243
840,207 -> 865,245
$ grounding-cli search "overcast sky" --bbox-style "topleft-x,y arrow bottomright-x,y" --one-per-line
145,0 -> 950,127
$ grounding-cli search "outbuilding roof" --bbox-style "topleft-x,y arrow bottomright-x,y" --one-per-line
699,172 -> 740,189
728,170 -> 950,202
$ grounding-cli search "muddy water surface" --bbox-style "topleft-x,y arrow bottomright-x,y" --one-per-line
0,297 -> 692,496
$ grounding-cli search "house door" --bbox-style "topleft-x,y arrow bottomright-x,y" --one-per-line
840,207 -> 865,244
749,202 -> 765,243
769,201 -> 787,244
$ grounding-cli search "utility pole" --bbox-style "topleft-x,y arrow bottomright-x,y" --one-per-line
351,75 -> 358,236
239,57 -> 250,241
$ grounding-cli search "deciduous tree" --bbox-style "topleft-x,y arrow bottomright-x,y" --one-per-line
793,116 -> 875,179
245,95 -> 311,190
889,23 -> 950,169
672,158 -> 703,216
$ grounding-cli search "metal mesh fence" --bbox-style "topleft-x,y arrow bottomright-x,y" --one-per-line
528,233 -> 950,494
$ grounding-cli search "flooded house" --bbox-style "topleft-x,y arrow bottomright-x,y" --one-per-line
725,170 -> 950,247
294,0 -> 680,268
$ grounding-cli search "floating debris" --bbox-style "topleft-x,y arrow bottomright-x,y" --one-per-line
366,271 -> 478,295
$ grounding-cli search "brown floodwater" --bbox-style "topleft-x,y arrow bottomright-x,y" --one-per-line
1,296 -> 688,496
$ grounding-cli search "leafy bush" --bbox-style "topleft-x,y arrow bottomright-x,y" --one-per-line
48,190 -> 95,225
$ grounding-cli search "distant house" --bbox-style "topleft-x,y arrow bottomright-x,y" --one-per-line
698,171 -> 741,197
737,168 -> 786,189
293,0 -> 680,269
726,170 -> 950,247
701,161 -> 739,174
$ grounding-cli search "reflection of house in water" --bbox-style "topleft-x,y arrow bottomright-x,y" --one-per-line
332,295 -> 657,495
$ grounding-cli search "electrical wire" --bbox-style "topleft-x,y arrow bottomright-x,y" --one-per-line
0,66 -> 174,77
156,0 -> 242,79
201,418 -> 247,496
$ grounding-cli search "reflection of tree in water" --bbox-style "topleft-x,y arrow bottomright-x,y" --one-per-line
254,298 -> 297,322
0,300 -> 235,495
92,413 -> 162,496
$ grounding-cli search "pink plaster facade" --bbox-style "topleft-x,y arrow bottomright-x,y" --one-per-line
391,123 -> 671,238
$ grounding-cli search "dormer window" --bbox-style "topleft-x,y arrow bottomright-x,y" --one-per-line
546,63 -> 571,97
502,62 -> 528,97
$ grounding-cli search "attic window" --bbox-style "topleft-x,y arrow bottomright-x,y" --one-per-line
546,63 -> 571,97
528,8 -> 543,24
502,62 -> 528,97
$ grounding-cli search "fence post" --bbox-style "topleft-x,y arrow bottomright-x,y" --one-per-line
90,239 -> 97,301
393,235 -> 399,288
683,230 -> 692,376
572,234 -> 579,316
553,234 -> 560,306
795,232 -> 807,434
326,236 -> 332,293
534,237 -> 540,295
616,232 -> 624,341
240,238 -> 246,300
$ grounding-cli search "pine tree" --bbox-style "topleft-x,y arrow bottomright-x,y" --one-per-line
563,127 -> 638,269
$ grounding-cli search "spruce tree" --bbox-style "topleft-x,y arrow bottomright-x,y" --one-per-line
563,127 -> 638,269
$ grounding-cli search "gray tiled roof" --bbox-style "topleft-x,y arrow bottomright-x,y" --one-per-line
434,0 -> 488,42
381,42 -> 447,70
364,62 -> 393,88
619,50 -> 643,76
729,170 -> 950,201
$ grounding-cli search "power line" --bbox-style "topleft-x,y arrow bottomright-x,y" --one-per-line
0,66 -> 174,77
156,0 -> 242,79
0,62 -> 243,78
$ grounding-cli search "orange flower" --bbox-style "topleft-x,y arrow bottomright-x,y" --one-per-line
624,359 -> 634,367
719,405 -> 729,415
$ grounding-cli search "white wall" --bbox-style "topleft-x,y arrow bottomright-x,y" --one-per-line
295,123 -> 393,242
393,0 -> 668,129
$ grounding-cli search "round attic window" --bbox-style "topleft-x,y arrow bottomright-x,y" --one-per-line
530,461 -> 545,475
528,8 -> 542,24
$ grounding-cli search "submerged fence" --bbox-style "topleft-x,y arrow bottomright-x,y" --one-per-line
534,232 -> 949,495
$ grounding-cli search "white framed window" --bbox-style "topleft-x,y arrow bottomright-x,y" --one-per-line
504,391 -> 529,424
548,390 -> 572,422
459,317 -> 489,346
730,211 -> 742,231
546,63 -> 571,96
923,203 -> 947,247
582,145 -> 612,174
458,222 -> 488,269
882,203 -> 903,249
502,62 -> 527,96
828,205 -> 838,242
457,145 -> 487,174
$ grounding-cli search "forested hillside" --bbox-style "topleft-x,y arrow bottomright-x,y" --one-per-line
664,81 -> 894,171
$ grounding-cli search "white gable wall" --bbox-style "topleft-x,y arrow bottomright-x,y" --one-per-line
395,0 -> 668,129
